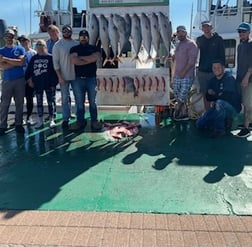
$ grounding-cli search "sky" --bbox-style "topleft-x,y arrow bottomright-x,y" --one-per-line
0,0 -> 197,36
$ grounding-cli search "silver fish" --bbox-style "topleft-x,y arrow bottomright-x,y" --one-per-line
124,13 -> 131,41
88,14 -> 99,46
113,14 -> 128,56
150,12 -> 161,57
108,14 -> 119,63
99,14 -> 110,66
131,13 -> 142,62
140,13 -> 152,61
158,12 -> 172,56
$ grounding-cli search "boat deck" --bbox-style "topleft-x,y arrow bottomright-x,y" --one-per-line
0,111 -> 252,246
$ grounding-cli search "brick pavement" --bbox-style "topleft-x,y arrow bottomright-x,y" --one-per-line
0,211 -> 252,246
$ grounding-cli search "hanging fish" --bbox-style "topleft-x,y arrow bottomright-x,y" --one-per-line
131,13 -> 142,63
158,12 -> 172,57
150,12 -> 161,58
99,14 -> 111,66
140,13 -> 152,62
108,14 -> 119,64
88,13 -> 99,46
124,13 -> 132,41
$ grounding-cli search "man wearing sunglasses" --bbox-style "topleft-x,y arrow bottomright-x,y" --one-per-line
236,22 -> 252,137
52,25 -> 78,129
0,29 -> 26,136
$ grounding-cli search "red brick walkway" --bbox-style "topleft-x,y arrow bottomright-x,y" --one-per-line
0,211 -> 252,246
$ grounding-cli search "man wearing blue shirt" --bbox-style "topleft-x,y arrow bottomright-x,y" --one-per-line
0,29 -> 26,135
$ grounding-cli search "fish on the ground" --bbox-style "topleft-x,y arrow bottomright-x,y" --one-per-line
131,13 -> 142,63
158,12 -> 172,57
88,14 -> 99,46
150,12 -> 161,58
140,13 -> 152,62
108,14 -> 119,64
99,14 -> 111,66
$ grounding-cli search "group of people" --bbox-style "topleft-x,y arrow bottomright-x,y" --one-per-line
0,24 -> 102,136
172,20 -> 252,138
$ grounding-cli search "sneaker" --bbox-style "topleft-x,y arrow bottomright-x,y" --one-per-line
49,120 -> 56,128
210,130 -> 225,138
69,121 -> 86,131
237,123 -> 252,130
61,121 -> 69,129
70,114 -> 75,119
26,117 -> 36,126
91,121 -> 103,131
236,128 -> 250,138
0,128 -> 7,136
15,125 -> 25,134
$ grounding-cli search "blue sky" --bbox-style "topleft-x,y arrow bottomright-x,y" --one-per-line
0,0 -> 197,36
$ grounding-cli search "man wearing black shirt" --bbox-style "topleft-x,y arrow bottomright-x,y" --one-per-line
70,29 -> 102,131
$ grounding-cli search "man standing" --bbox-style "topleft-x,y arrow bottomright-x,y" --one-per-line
236,22 -> 252,137
18,35 -> 37,125
173,25 -> 198,121
196,21 -> 225,110
196,60 -> 241,138
69,29 -> 102,131
0,29 -> 26,135
52,25 -> 78,129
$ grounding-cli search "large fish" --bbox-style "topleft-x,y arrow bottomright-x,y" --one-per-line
140,13 -> 152,61
124,13 -> 131,41
88,13 -> 99,46
131,13 -> 142,63
150,12 -> 161,58
158,12 -> 172,57
113,14 -> 128,57
108,14 -> 119,64
99,14 -> 111,66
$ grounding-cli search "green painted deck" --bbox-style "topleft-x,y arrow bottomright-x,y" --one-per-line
1,112 -> 252,216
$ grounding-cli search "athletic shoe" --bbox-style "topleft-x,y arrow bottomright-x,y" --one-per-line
61,121 -> 69,129
49,120 -> 56,128
15,125 -> 25,134
236,128 -> 250,138
91,121 -> 103,131
237,123 -> 252,130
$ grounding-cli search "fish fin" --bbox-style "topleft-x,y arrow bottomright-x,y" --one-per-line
145,55 -> 153,63
102,58 -> 111,67
117,55 -> 124,63
131,56 -> 142,64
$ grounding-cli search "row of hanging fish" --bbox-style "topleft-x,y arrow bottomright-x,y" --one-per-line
88,12 -> 172,65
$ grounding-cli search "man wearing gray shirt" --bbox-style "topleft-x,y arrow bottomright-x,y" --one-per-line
52,25 -> 78,128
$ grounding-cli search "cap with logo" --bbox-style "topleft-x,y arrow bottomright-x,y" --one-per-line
62,25 -> 72,32
176,25 -> 187,32
79,29 -> 89,37
237,22 -> 251,31
4,29 -> 15,37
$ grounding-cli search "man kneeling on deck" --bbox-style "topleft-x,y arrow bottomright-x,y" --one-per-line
196,60 -> 241,138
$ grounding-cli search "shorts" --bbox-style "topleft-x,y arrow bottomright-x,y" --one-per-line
173,76 -> 193,103
242,82 -> 252,108
197,71 -> 214,93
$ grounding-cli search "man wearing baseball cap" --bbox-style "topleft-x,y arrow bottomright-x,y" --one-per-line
0,29 -> 26,135
236,22 -> 252,137
69,29 -> 102,131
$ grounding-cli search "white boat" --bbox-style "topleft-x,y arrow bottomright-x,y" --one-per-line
191,0 -> 252,74
29,0 -> 86,40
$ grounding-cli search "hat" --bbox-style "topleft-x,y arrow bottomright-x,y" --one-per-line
201,20 -> 212,26
237,22 -> 251,31
176,25 -> 187,32
4,29 -> 15,36
79,29 -> 89,37
17,35 -> 30,42
62,25 -> 72,32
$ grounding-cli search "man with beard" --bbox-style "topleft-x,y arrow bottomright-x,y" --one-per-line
172,25 -> 198,121
52,25 -> 78,129
69,29 -> 102,131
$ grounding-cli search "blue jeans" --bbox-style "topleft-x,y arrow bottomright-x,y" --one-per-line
60,81 -> 73,122
35,89 -> 53,118
196,99 -> 237,132
71,77 -> 98,124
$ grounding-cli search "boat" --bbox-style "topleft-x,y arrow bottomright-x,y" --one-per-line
29,0 -> 87,40
191,0 -> 252,74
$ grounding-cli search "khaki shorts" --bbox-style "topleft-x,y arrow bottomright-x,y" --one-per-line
242,82 -> 252,108
197,71 -> 214,93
